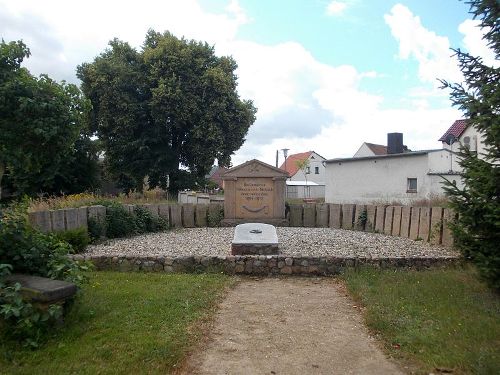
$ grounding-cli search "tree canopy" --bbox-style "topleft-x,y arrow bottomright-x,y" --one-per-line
77,30 -> 256,193
0,40 -> 93,199
441,0 -> 499,289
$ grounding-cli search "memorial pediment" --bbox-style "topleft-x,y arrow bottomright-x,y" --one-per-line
222,159 -> 289,180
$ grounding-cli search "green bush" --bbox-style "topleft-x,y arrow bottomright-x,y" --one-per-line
0,264 -> 63,348
357,208 -> 367,229
87,204 -> 168,242
54,227 -> 90,253
105,203 -> 136,238
87,216 -> 106,241
0,203 -> 90,347
207,205 -> 224,227
133,206 -> 168,234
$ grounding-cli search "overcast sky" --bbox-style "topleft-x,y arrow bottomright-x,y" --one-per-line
1,0 -> 497,166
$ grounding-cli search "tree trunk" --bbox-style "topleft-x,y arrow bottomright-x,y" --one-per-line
0,162 -> 4,201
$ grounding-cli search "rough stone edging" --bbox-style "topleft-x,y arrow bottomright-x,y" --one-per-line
71,254 -> 462,276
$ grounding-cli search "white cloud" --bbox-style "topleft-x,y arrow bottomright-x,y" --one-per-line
459,19 -> 499,67
0,0 -> 462,169
226,38 -> 460,165
0,0 -> 248,82
326,1 -> 348,16
384,4 -> 462,85
235,103 -> 460,166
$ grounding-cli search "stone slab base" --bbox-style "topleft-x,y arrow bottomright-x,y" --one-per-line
222,218 -> 289,227
231,244 -> 280,256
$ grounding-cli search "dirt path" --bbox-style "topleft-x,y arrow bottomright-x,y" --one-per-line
181,277 -> 403,375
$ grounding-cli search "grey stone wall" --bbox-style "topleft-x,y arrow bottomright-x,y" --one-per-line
72,254 -> 460,276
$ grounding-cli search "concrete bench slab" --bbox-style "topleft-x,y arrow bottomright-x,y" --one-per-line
5,274 -> 77,304
231,223 -> 279,255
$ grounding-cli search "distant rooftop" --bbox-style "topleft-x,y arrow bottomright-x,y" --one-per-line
326,149 -> 449,164
438,119 -> 468,142
365,142 -> 387,155
279,151 -> 312,177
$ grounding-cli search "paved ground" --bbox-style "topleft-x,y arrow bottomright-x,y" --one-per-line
180,278 -> 403,375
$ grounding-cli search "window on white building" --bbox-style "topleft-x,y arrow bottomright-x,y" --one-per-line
315,166 -> 319,174
407,178 -> 417,193
306,166 -> 310,174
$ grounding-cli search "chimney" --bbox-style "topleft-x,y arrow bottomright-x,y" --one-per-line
387,133 -> 403,154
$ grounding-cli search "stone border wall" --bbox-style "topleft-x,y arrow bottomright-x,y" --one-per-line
29,203 -> 454,246
289,203 -> 455,247
28,202 -> 225,233
71,254 -> 460,276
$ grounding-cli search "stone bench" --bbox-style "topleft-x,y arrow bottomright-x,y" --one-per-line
5,274 -> 77,309
231,223 -> 279,255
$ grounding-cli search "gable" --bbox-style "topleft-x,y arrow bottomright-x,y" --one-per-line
439,119 -> 468,142
222,159 -> 289,179
278,151 -> 312,177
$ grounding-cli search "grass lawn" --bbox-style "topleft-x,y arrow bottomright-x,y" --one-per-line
342,266 -> 500,374
0,272 -> 233,375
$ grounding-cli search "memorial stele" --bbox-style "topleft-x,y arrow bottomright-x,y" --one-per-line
221,159 -> 289,226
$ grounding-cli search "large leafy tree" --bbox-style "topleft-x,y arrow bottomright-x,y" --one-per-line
77,30 -> 256,192
0,40 -> 92,199
441,1 -> 499,289
49,127 -> 101,195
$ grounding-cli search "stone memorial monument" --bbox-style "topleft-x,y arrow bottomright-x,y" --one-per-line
221,159 -> 289,226
231,223 -> 279,255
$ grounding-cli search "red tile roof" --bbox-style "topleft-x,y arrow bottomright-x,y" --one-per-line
279,151 -> 312,177
209,167 -> 228,188
365,143 -> 387,155
438,119 -> 468,142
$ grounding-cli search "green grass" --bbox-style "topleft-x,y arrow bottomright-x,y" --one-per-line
0,272 -> 233,375
342,266 -> 500,374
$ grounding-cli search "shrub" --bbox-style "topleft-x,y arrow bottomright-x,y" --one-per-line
0,264 -> 63,348
357,208 -> 367,229
0,203 -> 90,346
133,206 -> 168,234
87,204 -> 168,241
105,203 -> 135,238
207,205 -> 224,227
54,227 -> 90,253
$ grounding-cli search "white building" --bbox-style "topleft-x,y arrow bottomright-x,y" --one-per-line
439,119 -> 486,156
279,151 -> 326,199
323,125 -> 480,204
286,180 -> 325,199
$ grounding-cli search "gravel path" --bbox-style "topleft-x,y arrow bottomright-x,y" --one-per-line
85,227 -> 458,258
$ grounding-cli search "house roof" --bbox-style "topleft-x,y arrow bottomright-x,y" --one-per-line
365,143 -> 387,155
325,149 -> 449,164
208,166 -> 227,188
438,119 -> 468,142
279,151 -> 313,177
206,165 -> 219,178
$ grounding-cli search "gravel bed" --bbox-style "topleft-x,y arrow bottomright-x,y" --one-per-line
85,227 -> 458,258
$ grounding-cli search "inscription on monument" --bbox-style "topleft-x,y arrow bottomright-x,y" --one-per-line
221,159 -> 288,225
235,178 -> 274,218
